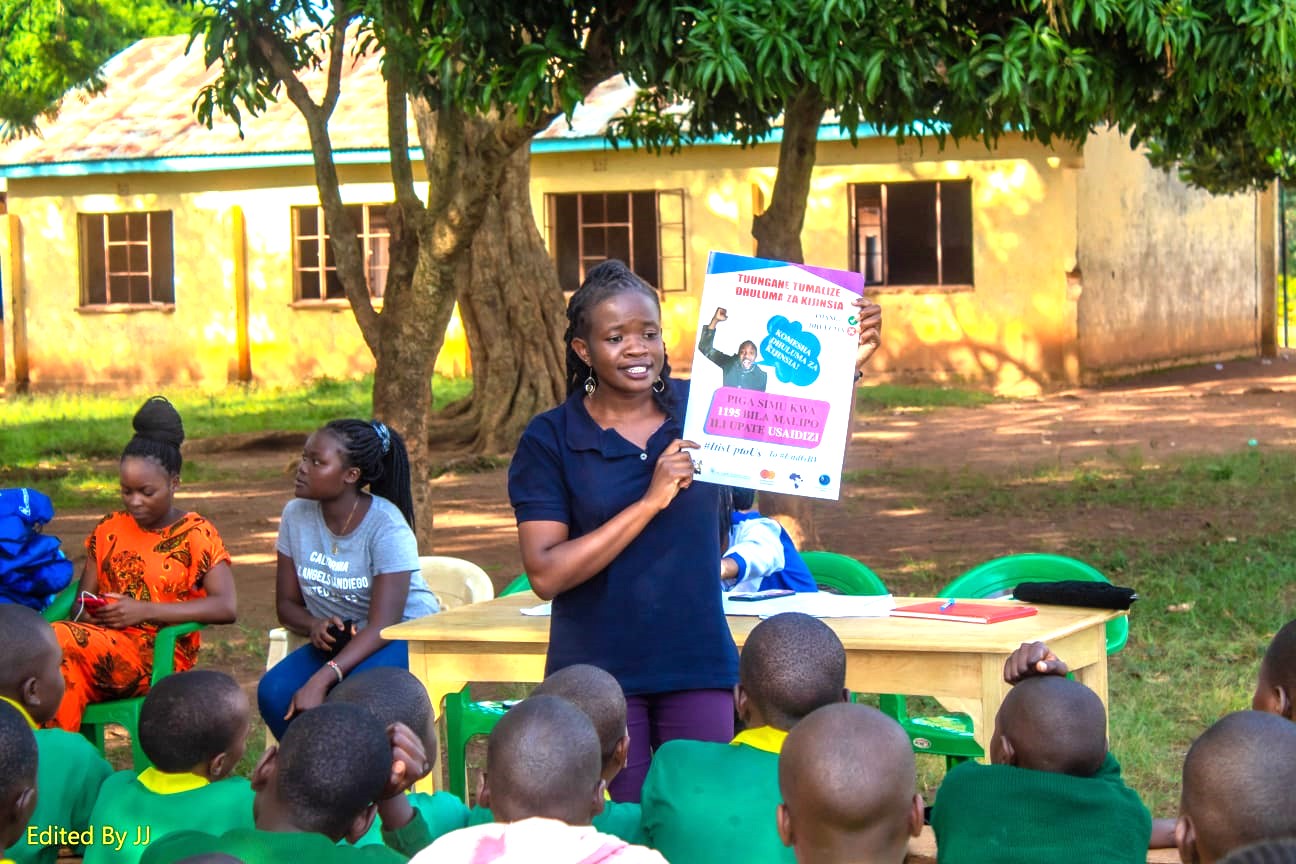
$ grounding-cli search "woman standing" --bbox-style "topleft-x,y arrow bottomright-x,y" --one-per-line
257,419 -> 440,739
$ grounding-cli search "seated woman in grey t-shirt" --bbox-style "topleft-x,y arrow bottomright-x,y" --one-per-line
257,418 -> 440,740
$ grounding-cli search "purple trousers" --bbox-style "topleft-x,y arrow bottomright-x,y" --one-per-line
608,688 -> 734,803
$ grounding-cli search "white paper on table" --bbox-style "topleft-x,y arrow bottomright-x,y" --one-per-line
520,603 -> 552,617
721,592 -> 895,619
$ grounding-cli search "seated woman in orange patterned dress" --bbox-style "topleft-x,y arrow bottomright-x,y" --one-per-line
49,396 -> 238,732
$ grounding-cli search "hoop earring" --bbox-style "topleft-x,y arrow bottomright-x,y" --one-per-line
653,377 -> 666,393
584,374 -> 597,396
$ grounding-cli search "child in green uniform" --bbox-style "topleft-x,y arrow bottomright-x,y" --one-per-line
409,696 -> 665,863
639,612 -> 848,864
0,605 -> 112,864
931,642 -> 1152,864
776,703 -> 924,864
82,670 -> 253,864
466,664 -> 643,843
0,702 -> 39,858
1175,710 -> 1296,864
139,703 -> 405,864
326,667 -> 468,852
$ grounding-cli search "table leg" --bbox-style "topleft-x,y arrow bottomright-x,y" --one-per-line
972,653 -> 1012,756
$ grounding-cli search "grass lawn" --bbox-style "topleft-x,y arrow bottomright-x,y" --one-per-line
4,379 -> 1292,815
0,374 -> 471,511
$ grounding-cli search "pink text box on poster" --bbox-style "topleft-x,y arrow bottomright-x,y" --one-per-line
703,387 -> 831,449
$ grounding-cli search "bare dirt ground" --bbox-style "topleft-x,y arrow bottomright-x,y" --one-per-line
43,353 -> 1296,695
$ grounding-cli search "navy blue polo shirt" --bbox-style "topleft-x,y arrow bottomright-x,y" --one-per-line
508,379 -> 739,696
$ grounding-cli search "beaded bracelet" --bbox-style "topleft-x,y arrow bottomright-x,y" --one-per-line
326,660 -> 344,683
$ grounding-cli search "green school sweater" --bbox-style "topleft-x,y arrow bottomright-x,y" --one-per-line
349,792 -> 469,850
931,752 -> 1152,864
7,728 -> 113,864
467,798 -> 646,845
81,769 -> 254,864
639,727 -> 794,864
138,828 -> 406,864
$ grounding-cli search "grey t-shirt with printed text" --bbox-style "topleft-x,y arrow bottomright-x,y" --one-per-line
276,495 -> 440,625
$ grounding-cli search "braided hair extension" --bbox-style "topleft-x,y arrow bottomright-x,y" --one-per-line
563,259 -> 676,418
122,396 -> 185,476
323,419 -> 416,531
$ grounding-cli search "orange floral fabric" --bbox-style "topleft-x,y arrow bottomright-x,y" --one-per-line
50,511 -> 231,731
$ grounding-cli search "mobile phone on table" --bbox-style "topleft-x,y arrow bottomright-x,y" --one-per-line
728,589 -> 796,602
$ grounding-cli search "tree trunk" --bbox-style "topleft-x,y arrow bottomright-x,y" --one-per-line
751,87 -> 830,550
370,244 -> 459,553
434,144 -> 567,452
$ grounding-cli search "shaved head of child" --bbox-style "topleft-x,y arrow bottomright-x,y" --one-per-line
0,701 -> 39,849
777,703 -> 922,864
990,675 -> 1107,777
0,604 -> 65,725
739,612 -> 846,730
1253,619 -> 1296,720
533,664 -> 628,781
480,695 -> 605,826
1177,710 -> 1296,864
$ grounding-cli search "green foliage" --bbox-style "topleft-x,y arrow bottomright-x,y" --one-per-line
189,0 -> 631,135
617,0 -> 1296,192
0,0 -> 193,138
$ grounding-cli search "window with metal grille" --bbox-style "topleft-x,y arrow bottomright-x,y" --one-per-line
544,190 -> 686,293
849,181 -> 973,289
292,204 -> 391,301
78,212 -> 175,306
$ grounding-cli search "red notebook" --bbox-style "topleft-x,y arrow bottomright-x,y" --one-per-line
890,601 -> 1037,625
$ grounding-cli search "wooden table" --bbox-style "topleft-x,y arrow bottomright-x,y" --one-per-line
384,593 -> 1122,791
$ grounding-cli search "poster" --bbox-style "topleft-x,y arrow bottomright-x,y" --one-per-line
682,251 -> 864,501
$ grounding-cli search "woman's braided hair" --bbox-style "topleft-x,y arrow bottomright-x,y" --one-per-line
563,259 -> 676,418
323,419 -> 415,531
122,396 -> 184,476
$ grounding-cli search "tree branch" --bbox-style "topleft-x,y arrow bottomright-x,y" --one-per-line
321,4 -> 348,118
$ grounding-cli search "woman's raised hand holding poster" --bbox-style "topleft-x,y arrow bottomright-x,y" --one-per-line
683,251 -> 864,500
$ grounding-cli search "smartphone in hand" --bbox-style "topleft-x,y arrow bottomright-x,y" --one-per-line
326,619 -> 356,658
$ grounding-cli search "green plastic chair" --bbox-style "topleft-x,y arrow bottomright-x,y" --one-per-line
443,574 -> 531,802
880,553 -> 1128,768
801,551 -> 888,596
79,621 -> 205,769
41,583 -> 78,623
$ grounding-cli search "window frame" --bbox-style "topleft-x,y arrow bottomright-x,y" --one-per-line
76,211 -> 176,310
543,189 -> 688,295
847,180 -> 975,293
291,204 -> 391,305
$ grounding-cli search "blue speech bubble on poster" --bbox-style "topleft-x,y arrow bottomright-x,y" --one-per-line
759,316 -> 821,386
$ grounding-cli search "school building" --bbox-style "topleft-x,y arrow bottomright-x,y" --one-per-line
0,36 -> 1278,395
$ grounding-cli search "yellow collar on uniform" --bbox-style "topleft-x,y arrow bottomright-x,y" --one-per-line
136,767 -> 210,795
0,696 -> 37,731
730,726 -> 788,754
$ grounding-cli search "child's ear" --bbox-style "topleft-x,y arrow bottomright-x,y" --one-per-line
992,733 -> 1016,767
734,684 -> 751,725
19,675 -> 40,712
908,793 -> 925,838
476,773 -> 491,810
207,752 -> 229,781
344,803 -> 377,845
590,780 -> 607,820
1279,685 -> 1292,720
610,732 -> 630,778
250,746 -> 277,792
1,784 -> 37,850
776,803 -> 795,849
1175,815 -> 1197,864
